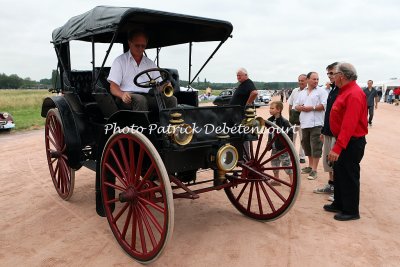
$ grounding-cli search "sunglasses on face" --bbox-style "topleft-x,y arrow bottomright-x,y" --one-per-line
133,44 -> 146,49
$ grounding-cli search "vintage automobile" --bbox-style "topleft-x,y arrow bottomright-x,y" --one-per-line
41,6 -> 300,264
0,112 -> 15,130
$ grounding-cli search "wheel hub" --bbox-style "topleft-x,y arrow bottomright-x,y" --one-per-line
119,187 -> 138,203
242,159 -> 262,180
50,150 -> 62,158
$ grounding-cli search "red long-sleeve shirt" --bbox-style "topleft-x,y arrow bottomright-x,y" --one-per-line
330,80 -> 368,154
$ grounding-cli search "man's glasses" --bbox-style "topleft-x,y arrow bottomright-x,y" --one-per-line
327,71 -> 342,76
134,44 -> 146,49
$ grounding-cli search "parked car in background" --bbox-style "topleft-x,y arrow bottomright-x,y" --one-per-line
256,90 -> 272,104
212,88 -> 235,106
213,88 -> 263,107
0,112 -> 15,130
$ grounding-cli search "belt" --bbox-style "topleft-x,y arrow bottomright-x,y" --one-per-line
350,136 -> 365,141
129,92 -> 148,95
333,136 -> 365,140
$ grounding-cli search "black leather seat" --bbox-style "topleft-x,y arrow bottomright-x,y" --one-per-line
92,68 -> 119,119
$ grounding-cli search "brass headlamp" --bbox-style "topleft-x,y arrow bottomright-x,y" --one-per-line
216,144 -> 238,172
167,112 -> 193,145
213,135 -> 238,185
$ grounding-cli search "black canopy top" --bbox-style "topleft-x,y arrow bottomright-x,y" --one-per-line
52,6 -> 233,48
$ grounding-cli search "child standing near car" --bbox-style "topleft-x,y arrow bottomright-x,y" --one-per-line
267,101 -> 294,184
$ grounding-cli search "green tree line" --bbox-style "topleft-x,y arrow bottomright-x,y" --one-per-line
181,79 -> 297,90
0,71 -> 296,90
0,70 -> 57,89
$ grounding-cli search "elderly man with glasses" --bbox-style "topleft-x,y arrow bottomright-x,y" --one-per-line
108,30 -> 177,111
323,62 -> 368,221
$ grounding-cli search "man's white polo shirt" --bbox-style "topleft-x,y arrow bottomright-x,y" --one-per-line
288,87 -> 305,109
107,51 -> 159,93
294,86 -> 328,129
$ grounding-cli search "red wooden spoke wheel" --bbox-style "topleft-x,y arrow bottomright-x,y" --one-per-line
101,130 -> 174,264
225,121 -> 300,221
45,108 -> 75,200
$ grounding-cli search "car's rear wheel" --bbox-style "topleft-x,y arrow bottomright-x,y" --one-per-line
45,108 -> 75,200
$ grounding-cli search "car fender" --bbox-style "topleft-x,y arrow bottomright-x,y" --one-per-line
95,110 -> 152,160
41,96 -> 82,169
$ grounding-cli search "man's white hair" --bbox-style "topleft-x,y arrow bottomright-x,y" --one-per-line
337,62 -> 358,81
237,67 -> 248,76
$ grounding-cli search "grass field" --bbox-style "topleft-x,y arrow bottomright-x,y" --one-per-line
0,89 -> 52,131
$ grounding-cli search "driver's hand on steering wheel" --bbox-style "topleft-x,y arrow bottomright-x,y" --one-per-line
121,92 -> 132,103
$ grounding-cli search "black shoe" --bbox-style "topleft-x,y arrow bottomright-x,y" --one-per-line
323,203 -> 341,213
300,158 -> 306,163
334,213 -> 360,221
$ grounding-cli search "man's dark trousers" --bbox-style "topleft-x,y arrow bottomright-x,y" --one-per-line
367,106 -> 374,124
332,137 -> 366,215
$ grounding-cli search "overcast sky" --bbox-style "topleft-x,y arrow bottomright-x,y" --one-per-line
1,0 -> 399,85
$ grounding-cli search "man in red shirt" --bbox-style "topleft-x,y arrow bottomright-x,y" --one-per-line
323,62 -> 368,221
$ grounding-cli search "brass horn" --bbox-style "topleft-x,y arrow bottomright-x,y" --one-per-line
161,82 -> 174,97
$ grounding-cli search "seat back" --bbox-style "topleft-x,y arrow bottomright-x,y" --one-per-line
64,71 -> 95,103
94,67 -> 112,93
62,71 -> 94,115
175,91 -> 199,107
92,67 -> 118,118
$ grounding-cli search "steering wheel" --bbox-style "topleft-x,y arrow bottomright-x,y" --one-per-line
133,68 -> 171,88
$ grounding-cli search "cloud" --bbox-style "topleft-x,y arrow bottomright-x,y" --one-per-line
0,0 -> 399,83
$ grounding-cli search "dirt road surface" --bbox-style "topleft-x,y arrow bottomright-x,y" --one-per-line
1,100 -> 399,267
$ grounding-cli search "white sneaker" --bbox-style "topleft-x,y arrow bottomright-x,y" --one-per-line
313,184 -> 333,194
307,170 -> 317,180
328,193 -> 334,202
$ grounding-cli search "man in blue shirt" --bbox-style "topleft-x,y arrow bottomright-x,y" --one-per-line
363,80 -> 378,127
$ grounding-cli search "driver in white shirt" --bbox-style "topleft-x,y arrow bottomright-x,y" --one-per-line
107,30 -> 177,111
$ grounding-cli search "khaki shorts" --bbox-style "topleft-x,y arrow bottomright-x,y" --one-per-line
271,148 -> 293,175
301,126 -> 323,158
322,135 -> 336,172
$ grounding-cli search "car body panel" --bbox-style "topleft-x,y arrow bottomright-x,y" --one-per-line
212,88 -> 235,106
0,112 -> 15,130
256,90 -> 272,104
